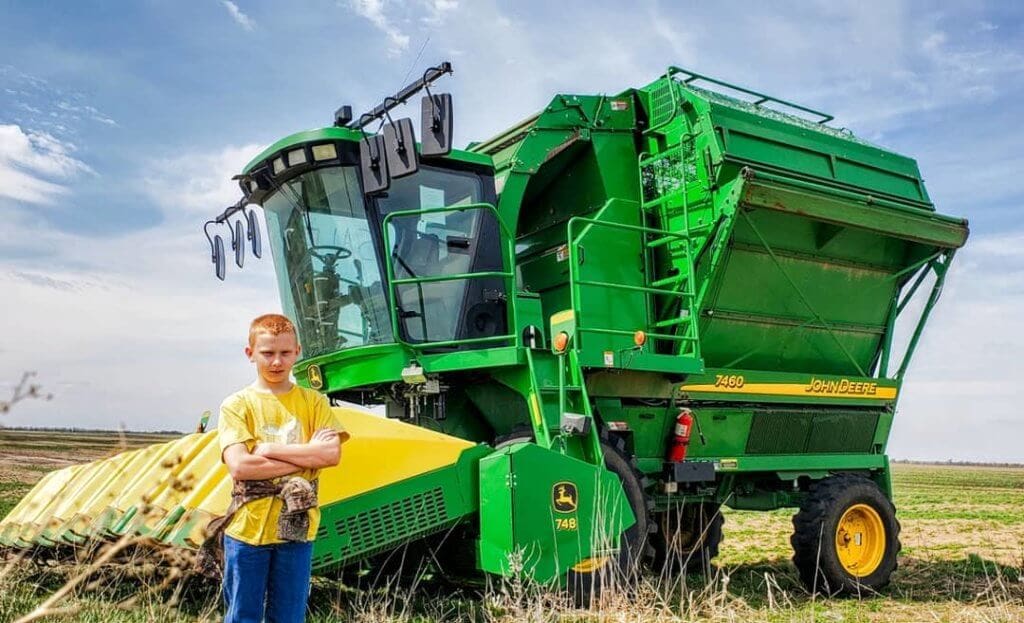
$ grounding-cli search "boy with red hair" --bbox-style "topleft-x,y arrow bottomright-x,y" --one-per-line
214,313 -> 346,623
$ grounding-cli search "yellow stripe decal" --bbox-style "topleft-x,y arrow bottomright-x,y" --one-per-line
680,381 -> 897,400
550,309 -> 575,324
529,392 -> 543,426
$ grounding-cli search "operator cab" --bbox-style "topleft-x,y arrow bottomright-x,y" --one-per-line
204,62 -> 512,359
256,142 -> 504,358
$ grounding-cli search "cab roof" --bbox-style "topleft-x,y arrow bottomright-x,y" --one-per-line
243,126 -> 493,174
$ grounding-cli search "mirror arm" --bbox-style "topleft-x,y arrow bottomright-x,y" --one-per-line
360,123 -> 386,166
380,105 -> 407,153
202,220 -> 219,259
422,80 -> 442,130
214,196 -> 247,224
352,61 -> 453,130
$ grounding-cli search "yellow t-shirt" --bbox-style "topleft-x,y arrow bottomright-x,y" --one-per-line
217,384 -> 342,546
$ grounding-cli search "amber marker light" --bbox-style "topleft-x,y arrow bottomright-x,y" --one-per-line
553,331 -> 569,353
634,330 -> 647,347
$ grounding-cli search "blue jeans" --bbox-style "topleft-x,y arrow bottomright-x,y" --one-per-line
223,535 -> 314,623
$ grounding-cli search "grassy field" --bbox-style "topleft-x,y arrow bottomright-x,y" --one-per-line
1,429 -> 1022,622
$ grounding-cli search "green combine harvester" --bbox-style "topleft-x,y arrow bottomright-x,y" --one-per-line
1,63 -> 968,598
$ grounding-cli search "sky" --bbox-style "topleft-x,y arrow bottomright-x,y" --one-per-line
0,1 -> 1021,461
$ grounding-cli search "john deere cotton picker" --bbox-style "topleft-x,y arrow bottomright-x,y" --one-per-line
1,63 -> 969,598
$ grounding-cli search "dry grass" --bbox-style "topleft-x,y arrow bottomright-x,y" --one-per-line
1,432 -> 1022,622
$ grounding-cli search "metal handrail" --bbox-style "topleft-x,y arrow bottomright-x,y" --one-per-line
566,216 -> 698,346
381,202 -> 519,350
667,66 -> 834,124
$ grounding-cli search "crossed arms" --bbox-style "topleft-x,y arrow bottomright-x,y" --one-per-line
223,429 -> 341,481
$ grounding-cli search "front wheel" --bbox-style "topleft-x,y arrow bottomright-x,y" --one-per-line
493,431 -> 654,606
565,436 -> 652,607
651,501 -> 723,575
791,474 -> 901,595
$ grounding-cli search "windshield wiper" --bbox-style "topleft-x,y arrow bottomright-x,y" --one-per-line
391,252 -> 428,340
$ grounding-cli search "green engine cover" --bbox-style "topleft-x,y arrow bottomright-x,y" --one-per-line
477,442 -> 635,584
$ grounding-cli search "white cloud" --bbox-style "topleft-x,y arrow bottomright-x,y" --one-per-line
2,66 -> 120,132
421,0 -> 458,25
348,0 -> 410,56
1,142 -> 277,432
221,0 -> 256,31
143,143 -> 264,216
55,100 -> 118,126
0,124 -> 93,204
888,230 -> 1024,463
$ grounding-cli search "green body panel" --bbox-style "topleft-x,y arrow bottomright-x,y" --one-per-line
312,444 -> 490,570
477,442 -> 634,583
706,102 -> 930,207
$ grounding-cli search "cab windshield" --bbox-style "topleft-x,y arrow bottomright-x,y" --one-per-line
263,166 -> 392,357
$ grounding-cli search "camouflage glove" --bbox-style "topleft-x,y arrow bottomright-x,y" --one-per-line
277,477 -> 318,542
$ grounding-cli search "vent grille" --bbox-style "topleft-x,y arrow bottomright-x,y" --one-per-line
649,83 -> 676,129
807,412 -> 879,453
746,411 -> 879,455
333,487 -> 448,559
746,412 -> 812,454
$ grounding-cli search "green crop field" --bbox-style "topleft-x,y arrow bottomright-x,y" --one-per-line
1,430 -> 1022,622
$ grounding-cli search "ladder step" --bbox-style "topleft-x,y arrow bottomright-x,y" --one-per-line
539,385 -> 583,393
673,221 -> 714,235
650,274 -> 688,288
640,191 -> 686,211
639,146 -> 685,167
653,316 -> 693,329
641,186 -> 709,212
646,235 -> 681,249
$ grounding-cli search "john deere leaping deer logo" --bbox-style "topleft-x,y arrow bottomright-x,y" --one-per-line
552,481 -> 578,513
307,364 -> 323,389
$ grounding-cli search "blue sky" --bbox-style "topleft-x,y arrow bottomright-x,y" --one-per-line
1,1 -> 1022,461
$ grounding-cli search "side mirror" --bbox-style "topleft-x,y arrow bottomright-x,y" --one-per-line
232,219 -> 245,268
359,134 -> 390,194
421,93 -> 453,156
246,209 -> 262,259
213,234 -> 226,281
383,118 -> 418,179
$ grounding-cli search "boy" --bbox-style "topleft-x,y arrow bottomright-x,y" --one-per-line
215,313 -> 346,623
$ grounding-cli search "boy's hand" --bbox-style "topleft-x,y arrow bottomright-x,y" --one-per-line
253,429 -> 336,455
311,428 -> 339,444
222,443 -> 303,481
248,428 -> 342,469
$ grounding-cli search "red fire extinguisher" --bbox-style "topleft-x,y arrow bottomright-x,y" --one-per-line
668,408 -> 694,462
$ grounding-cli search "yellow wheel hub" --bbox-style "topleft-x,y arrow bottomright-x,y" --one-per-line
835,503 -> 886,577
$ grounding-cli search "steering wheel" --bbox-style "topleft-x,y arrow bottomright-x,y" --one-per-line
309,245 -> 366,289
309,244 -> 353,263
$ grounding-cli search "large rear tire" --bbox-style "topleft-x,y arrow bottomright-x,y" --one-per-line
651,501 -> 723,575
791,474 -> 900,595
